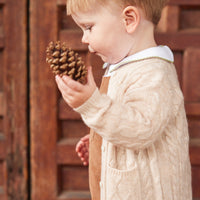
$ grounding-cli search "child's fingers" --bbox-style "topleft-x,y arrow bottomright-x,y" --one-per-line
55,75 -> 67,90
82,152 -> 89,166
76,145 -> 88,159
75,135 -> 89,165
81,134 -> 90,142
78,152 -> 83,157
78,146 -> 88,158
83,162 -> 88,166
75,140 -> 84,152
81,157 -> 85,161
85,152 -> 89,158
81,153 -> 89,161
77,147 -> 89,166
55,75 -> 72,101
62,75 -> 83,92
78,146 -> 87,156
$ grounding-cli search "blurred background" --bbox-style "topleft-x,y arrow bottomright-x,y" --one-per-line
0,0 -> 200,199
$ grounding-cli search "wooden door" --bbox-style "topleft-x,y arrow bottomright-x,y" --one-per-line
30,0 -> 200,200
0,0 -> 28,199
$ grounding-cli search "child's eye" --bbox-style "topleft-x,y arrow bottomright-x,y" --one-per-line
85,25 -> 93,31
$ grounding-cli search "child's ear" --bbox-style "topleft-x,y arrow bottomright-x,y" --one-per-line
122,6 -> 140,33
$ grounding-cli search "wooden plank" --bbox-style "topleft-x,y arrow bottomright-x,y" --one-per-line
0,137 -> 5,159
3,0 -> 28,199
0,132 -> 4,140
182,48 -> 200,103
59,165 -> 89,193
155,31 -> 200,50
30,0 -> 58,199
169,0 -> 200,6
190,139 -> 200,165
0,37 -> 4,49
157,5 -> 180,33
0,194 -> 5,200
186,103 -> 200,116
0,92 -> 4,116
58,191 -> 91,200
59,30 -> 87,51
59,99 -> 81,120
0,0 -> 5,4
57,138 -> 82,165
0,186 -> 4,200
0,186 -> 4,194
56,0 -> 66,6
191,166 -> 200,198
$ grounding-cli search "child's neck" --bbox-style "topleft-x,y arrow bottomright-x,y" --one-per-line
128,19 -> 157,56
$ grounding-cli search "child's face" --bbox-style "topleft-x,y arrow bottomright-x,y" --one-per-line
71,3 -> 134,64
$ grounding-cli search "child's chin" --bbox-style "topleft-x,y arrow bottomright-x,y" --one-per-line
95,54 -> 107,63
96,54 -> 116,64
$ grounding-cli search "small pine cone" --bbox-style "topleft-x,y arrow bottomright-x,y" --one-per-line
46,41 -> 87,84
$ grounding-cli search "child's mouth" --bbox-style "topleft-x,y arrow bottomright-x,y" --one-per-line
88,46 -> 96,54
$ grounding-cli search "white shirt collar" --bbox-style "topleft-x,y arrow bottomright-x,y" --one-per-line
103,46 -> 174,77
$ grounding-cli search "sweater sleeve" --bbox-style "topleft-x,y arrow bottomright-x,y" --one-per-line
74,65 -> 177,150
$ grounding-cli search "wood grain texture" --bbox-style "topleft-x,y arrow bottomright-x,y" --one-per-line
30,0 -> 58,199
0,92 -> 4,116
2,0 -> 28,199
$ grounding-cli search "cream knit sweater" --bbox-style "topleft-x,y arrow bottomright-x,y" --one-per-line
75,57 -> 192,199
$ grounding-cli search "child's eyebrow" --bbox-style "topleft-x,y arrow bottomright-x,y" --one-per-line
78,23 -> 86,27
78,22 -> 93,28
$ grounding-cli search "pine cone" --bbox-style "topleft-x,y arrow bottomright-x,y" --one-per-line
46,41 -> 87,84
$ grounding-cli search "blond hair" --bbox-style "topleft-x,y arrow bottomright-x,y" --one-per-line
66,0 -> 167,25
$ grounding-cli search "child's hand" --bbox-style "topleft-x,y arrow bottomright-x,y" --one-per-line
75,134 -> 90,166
55,66 -> 96,108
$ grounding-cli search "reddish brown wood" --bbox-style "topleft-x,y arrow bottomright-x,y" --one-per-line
1,0 -> 28,199
57,139 -> 82,165
183,48 -> 200,102
85,53 -> 104,86
60,165 -> 89,190
59,120 -> 89,139
180,6 -> 200,30
59,30 -> 87,50
185,103 -> 200,116
56,0 -> 66,5
59,99 -> 81,120
169,0 -> 200,5
58,191 -> 91,200
155,31 -> 200,50
188,116 -> 200,139
0,92 -> 4,116
157,5 -> 180,32
190,141 -> 200,165
192,166 -> 200,197
30,0 -> 58,199
173,51 -> 183,85
0,140 -> 5,160
0,38 -> 4,49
